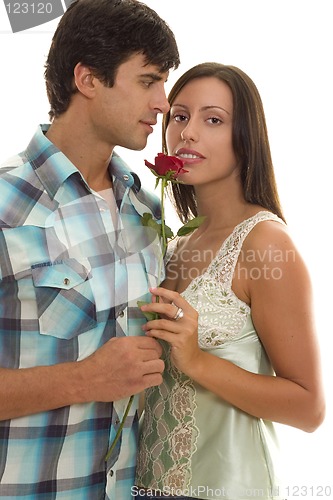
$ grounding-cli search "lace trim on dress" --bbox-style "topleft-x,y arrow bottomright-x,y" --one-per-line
136,340 -> 199,490
136,211 -> 285,491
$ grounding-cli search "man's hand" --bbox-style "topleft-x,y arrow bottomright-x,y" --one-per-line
79,336 -> 164,402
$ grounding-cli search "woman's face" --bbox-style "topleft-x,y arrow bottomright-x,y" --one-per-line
166,76 -> 240,187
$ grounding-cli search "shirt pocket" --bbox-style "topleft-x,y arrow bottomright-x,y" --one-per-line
139,232 -> 165,290
31,258 -> 97,339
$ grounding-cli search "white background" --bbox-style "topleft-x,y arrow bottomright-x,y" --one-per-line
0,1 -> 332,496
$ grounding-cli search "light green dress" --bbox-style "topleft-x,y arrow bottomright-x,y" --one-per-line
136,212 -> 285,500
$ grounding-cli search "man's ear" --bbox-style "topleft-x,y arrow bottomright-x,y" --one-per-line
73,62 -> 97,98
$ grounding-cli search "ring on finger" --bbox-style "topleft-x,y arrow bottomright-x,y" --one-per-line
173,306 -> 184,321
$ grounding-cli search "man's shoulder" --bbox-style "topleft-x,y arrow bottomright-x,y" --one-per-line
0,152 -> 41,225
0,151 -> 36,194
0,152 -> 26,176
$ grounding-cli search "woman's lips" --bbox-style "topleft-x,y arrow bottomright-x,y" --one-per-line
175,148 -> 205,164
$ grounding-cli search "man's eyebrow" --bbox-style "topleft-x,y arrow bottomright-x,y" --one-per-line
140,72 -> 164,81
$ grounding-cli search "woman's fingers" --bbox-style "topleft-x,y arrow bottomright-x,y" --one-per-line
149,287 -> 192,313
141,288 -> 201,374
141,286 -> 196,323
141,300 -> 181,321
140,287 -> 198,342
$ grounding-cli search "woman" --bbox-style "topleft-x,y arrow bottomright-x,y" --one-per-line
134,63 -> 325,500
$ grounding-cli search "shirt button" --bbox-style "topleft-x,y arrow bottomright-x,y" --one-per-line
115,418 -> 120,425
63,278 -> 70,285
109,469 -> 114,477
119,310 -> 124,318
123,175 -> 129,181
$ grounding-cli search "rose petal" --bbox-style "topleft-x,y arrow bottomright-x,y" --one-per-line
144,154 -> 186,178
144,160 -> 156,170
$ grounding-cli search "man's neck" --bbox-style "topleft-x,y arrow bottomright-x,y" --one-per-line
46,117 -> 114,190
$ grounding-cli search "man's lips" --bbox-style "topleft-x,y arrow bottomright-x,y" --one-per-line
140,120 -> 157,133
141,120 -> 157,126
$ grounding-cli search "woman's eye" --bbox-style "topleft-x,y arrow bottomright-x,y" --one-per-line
207,117 -> 222,125
173,114 -> 188,122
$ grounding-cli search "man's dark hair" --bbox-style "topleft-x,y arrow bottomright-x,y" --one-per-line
44,0 -> 180,119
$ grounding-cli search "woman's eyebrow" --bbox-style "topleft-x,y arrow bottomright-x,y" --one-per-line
171,103 -> 230,115
200,105 -> 231,115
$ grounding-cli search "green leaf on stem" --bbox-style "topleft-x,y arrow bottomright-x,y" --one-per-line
177,215 -> 206,236
141,212 -> 162,237
164,170 -> 177,182
140,214 -> 174,241
163,224 -> 174,240
137,300 -> 159,321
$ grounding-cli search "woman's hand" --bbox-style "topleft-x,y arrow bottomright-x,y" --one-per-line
140,287 -> 201,375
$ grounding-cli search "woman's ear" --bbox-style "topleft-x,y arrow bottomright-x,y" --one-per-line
73,62 -> 96,98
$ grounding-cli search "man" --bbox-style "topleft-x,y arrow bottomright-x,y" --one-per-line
0,0 -> 179,497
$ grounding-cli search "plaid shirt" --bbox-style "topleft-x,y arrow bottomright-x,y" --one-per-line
0,125 -> 162,499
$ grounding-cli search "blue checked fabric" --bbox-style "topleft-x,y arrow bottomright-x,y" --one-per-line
0,125 -> 162,499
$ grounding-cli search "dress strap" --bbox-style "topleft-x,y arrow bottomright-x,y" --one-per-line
214,211 -> 285,289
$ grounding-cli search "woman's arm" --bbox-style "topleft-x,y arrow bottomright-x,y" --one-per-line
141,222 -> 325,432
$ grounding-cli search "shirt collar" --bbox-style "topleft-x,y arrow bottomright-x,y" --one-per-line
25,125 -> 141,199
26,124 -> 79,199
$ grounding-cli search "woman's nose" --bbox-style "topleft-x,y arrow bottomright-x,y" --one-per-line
180,121 -> 198,142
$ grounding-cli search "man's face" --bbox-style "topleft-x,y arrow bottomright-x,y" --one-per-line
90,53 -> 170,151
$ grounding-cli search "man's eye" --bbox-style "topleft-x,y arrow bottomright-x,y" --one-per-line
143,81 -> 154,88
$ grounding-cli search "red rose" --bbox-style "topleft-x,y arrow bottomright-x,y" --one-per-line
145,153 -> 187,178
